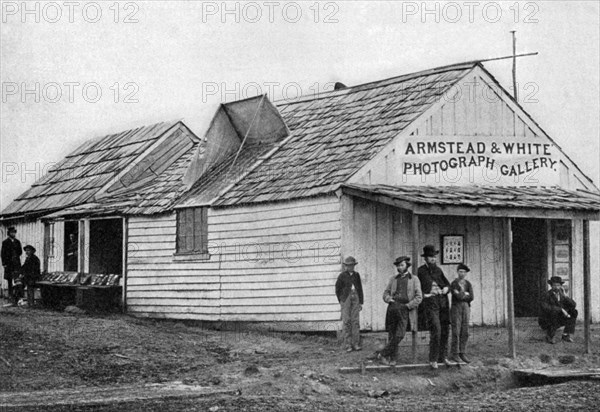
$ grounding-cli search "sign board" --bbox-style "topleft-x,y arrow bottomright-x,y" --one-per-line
400,136 -> 560,186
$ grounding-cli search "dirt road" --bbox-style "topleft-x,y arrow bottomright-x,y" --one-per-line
2,306 -> 600,411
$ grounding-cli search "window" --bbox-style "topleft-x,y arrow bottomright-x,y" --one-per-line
176,207 -> 208,255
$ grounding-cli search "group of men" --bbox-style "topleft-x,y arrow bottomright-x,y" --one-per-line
335,244 -> 578,369
1,227 -> 41,307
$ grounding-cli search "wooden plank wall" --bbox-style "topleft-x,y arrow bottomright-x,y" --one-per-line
417,214 -> 506,326
341,196 -> 412,331
1,220 -> 45,292
126,195 -> 342,326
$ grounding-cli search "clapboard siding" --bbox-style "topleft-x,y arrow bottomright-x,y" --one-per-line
342,195 -> 507,329
126,195 -> 342,324
1,220 -> 45,293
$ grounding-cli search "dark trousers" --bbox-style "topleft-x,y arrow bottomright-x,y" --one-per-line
423,295 -> 450,362
6,277 -> 13,299
340,290 -> 360,348
26,285 -> 35,306
451,302 -> 470,356
381,303 -> 409,361
541,308 -> 578,337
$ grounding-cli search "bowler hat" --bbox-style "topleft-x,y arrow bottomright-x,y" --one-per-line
7,226 -> 16,233
421,245 -> 439,257
343,256 -> 358,265
457,263 -> 470,272
393,256 -> 411,266
23,245 -> 36,253
548,276 -> 565,285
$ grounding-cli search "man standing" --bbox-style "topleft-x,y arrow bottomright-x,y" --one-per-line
65,233 -> 78,272
418,245 -> 451,369
449,263 -> 474,363
378,256 -> 422,366
21,245 -> 41,307
1,227 -> 22,306
335,256 -> 364,352
539,276 -> 578,344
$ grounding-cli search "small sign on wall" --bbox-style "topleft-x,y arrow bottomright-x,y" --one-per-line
441,235 -> 464,264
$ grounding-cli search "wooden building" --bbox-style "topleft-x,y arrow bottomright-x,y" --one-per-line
2,62 -> 599,338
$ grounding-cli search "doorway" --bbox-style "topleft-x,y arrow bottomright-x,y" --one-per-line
89,218 -> 123,275
512,218 -> 547,317
64,221 -> 79,272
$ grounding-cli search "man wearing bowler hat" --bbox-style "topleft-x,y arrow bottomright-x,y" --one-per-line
539,276 -> 578,344
21,245 -> 41,307
378,256 -> 422,366
1,226 -> 22,306
418,245 -> 451,369
335,256 -> 364,352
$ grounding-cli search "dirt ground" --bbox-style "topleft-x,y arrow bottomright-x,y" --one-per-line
2,304 -> 600,411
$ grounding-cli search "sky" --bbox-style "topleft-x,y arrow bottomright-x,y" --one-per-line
1,0 -> 599,209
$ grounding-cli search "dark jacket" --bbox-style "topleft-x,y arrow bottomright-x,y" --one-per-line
450,278 -> 474,306
539,288 -> 577,326
335,271 -> 364,305
417,263 -> 450,294
21,254 -> 41,286
1,237 -> 22,279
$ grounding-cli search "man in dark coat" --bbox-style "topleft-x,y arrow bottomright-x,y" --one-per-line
449,263 -> 474,363
335,256 -> 364,352
1,227 -> 22,305
539,276 -> 578,344
21,245 -> 41,307
65,233 -> 78,272
417,245 -> 451,369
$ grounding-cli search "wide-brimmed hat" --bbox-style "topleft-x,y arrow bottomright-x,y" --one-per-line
421,245 -> 439,257
23,245 -> 36,253
343,256 -> 358,265
457,263 -> 470,272
548,276 -> 565,285
393,256 -> 411,266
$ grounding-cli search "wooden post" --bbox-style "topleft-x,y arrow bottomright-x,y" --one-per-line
505,218 -> 516,358
122,217 -> 128,313
411,212 -> 420,363
511,31 -> 518,101
583,220 -> 591,354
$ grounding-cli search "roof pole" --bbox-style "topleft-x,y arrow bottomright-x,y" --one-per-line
583,220 -> 591,354
511,31 -> 518,101
505,218 -> 516,358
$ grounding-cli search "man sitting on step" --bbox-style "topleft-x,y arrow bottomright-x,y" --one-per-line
539,276 -> 578,344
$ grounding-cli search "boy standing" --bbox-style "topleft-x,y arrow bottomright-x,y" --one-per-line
449,263 -> 473,363
335,256 -> 364,352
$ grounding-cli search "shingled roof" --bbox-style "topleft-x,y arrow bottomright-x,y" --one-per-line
345,184 -> 600,212
1,120 -> 187,217
212,62 -> 478,206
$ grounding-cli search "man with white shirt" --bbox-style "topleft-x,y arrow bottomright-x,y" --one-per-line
335,256 -> 364,352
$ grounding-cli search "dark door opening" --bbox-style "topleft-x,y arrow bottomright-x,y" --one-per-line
89,218 -> 123,275
64,221 -> 79,272
512,218 -> 547,317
